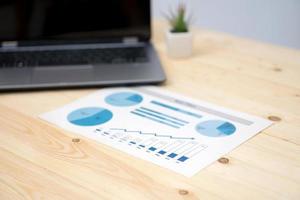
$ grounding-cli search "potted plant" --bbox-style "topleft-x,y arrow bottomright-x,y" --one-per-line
165,4 -> 193,58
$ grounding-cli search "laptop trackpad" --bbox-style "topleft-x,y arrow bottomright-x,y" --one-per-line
32,65 -> 94,83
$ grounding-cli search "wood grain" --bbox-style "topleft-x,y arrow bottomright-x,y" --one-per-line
0,21 -> 299,200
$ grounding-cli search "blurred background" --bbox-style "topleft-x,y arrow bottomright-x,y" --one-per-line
152,0 -> 300,49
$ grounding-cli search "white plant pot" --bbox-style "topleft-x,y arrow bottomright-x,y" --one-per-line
166,31 -> 193,58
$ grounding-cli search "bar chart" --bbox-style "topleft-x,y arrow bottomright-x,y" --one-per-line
94,128 -> 207,164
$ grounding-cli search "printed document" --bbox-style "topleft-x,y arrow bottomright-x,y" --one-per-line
40,87 -> 272,177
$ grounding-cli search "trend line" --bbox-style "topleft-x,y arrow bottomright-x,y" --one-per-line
109,128 -> 195,140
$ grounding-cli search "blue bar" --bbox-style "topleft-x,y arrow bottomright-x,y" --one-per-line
130,111 -> 180,129
139,107 -> 189,124
151,100 -> 202,119
149,147 -> 157,151
168,153 -> 178,158
129,141 -> 136,145
139,145 -> 145,148
135,109 -> 185,126
158,150 -> 167,155
178,156 -> 189,162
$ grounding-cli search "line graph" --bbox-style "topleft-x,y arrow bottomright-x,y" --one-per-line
108,128 -> 195,140
93,127 -> 206,164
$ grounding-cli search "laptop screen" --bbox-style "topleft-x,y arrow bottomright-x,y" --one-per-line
0,0 -> 150,44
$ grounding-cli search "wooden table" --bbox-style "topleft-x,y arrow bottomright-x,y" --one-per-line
1,21 -> 300,200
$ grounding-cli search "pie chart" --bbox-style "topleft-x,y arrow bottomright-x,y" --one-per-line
67,107 -> 113,126
105,92 -> 143,107
195,120 -> 236,137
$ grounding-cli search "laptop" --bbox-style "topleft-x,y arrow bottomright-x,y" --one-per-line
0,0 -> 166,91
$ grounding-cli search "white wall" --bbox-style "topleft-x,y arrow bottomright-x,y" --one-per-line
152,0 -> 300,49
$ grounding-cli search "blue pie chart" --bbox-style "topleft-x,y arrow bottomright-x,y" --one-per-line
105,92 -> 143,107
195,120 -> 236,137
67,107 -> 113,126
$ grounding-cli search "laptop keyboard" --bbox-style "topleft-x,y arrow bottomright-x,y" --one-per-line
0,46 -> 148,67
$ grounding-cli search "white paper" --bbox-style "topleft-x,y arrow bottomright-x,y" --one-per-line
40,87 -> 272,177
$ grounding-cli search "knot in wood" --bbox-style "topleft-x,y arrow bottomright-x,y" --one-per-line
218,157 -> 229,164
268,116 -> 281,122
72,138 -> 81,143
178,189 -> 189,195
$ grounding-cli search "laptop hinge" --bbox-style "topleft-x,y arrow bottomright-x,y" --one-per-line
122,37 -> 139,44
1,41 -> 18,49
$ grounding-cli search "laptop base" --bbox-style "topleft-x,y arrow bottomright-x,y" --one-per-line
0,44 -> 166,91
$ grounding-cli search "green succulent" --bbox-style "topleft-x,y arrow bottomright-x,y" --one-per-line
168,4 -> 189,33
